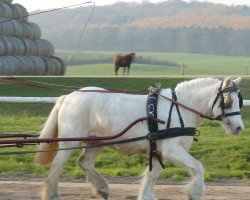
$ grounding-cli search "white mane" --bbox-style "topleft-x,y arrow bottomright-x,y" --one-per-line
175,77 -> 219,91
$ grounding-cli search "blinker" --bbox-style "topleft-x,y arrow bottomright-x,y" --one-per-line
220,93 -> 243,110
238,92 -> 243,109
222,95 -> 233,109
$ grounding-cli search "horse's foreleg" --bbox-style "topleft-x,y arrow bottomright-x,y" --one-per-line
78,147 -> 110,200
138,160 -> 162,200
41,148 -> 75,200
127,66 -> 130,76
123,67 -> 126,76
115,66 -> 119,76
163,147 -> 205,200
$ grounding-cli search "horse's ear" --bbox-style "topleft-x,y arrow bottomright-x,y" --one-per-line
233,77 -> 242,85
222,77 -> 232,90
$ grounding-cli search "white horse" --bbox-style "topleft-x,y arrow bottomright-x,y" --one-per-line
35,77 -> 244,200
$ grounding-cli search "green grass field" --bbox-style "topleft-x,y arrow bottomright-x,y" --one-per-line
56,51 -> 250,76
0,77 -> 249,181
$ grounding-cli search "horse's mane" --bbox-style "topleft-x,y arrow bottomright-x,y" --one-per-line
175,77 -> 219,91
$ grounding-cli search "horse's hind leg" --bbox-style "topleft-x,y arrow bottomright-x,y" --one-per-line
127,66 -> 130,76
163,147 -> 205,200
41,148 -> 75,200
78,147 -> 110,200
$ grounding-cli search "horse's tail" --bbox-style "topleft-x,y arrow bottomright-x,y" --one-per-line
35,95 -> 67,166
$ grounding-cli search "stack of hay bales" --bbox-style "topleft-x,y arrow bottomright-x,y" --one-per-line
0,0 -> 65,75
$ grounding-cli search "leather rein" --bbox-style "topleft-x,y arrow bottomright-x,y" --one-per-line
0,78 -> 242,157
0,77 -> 241,121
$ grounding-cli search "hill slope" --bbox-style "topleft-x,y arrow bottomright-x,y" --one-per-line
30,1 -> 250,56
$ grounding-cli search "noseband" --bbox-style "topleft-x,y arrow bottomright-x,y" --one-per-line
211,82 -> 242,121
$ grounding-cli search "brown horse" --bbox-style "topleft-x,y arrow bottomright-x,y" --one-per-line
114,53 -> 135,76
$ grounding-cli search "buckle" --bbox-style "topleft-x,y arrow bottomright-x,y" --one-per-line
147,132 -> 159,141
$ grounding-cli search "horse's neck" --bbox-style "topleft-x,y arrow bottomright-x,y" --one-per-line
174,78 -> 220,126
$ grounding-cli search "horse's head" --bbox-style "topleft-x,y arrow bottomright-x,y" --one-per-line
130,53 -> 135,62
211,77 -> 244,135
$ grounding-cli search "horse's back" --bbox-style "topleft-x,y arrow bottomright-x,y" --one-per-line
114,55 -> 122,66
58,87 -> 149,138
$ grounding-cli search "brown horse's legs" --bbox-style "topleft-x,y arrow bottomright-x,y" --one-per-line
127,66 -> 130,76
123,67 -> 126,76
115,66 -> 119,76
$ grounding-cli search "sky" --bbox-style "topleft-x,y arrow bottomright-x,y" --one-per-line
13,0 -> 250,12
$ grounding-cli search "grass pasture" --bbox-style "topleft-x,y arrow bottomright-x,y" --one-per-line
56,51 -> 250,76
0,77 -> 250,181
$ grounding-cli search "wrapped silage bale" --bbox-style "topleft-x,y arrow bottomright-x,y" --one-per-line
1,0 -> 13,3
0,17 -> 13,35
50,56 -> 65,75
12,3 -> 28,22
0,36 -> 25,55
0,1 -> 13,19
0,0 -> 65,75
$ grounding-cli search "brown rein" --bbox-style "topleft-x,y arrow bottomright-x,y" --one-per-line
0,77 -> 148,94
0,77 -> 215,120
154,92 -> 215,120
0,117 -> 165,147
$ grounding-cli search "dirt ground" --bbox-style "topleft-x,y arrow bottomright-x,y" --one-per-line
0,176 -> 250,200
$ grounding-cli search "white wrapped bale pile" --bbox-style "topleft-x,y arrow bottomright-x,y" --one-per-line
0,0 -> 65,75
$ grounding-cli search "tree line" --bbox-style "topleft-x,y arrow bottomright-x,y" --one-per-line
30,0 -> 250,56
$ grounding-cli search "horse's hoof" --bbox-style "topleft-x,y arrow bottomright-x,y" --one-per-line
96,188 -> 110,200
188,195 -> 200,200
100,191 -> 109,200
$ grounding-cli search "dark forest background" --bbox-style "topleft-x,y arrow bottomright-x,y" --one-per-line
30,0 -> 250,56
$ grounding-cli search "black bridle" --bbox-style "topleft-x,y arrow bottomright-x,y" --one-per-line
211,82 -> 242,121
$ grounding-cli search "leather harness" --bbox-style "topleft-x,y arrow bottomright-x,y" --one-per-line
147,85 -> 196,171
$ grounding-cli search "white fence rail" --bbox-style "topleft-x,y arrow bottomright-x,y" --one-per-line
0,97 -> 57,103
0,97 -> 250,106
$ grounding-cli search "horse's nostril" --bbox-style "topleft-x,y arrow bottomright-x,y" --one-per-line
236,127 -> 242,132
